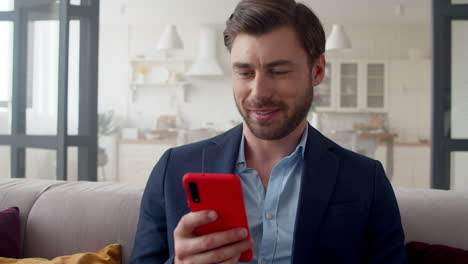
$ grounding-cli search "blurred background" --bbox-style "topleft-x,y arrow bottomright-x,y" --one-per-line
0,0 -> 467,190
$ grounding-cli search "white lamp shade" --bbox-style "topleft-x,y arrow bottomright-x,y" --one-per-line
157,25 -> 184,50
325,24 -> 352,51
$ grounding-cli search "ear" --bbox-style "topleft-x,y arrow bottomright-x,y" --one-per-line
311,54 -> 326,86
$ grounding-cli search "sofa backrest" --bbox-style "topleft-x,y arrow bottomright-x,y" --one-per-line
0,179 -> 144,264
396,187 -> 468,250
2,179 -> 468,263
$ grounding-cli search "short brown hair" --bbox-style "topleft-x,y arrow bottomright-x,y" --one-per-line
223,0 -> 325,63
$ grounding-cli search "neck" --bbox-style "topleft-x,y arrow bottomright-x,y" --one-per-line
243,120 -> 307,165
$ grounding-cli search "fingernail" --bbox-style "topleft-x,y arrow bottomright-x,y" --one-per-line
238,228 -> 247,238
208,211 -> 217,220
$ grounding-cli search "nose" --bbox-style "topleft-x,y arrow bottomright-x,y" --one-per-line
249,72 -> 272,99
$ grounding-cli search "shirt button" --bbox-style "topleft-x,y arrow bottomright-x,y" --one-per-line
265,213 -> 273,220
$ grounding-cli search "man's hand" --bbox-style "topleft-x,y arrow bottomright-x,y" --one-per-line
174,210 -> 254,264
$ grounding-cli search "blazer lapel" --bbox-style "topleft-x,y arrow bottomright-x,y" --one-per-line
202,125 -> 243,174
292,125 -> 340,264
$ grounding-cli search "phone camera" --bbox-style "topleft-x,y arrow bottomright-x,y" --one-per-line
188,182 -> 200,203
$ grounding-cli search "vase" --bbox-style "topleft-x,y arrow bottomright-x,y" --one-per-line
136,72 -> 145,84
98,134 -> 118,182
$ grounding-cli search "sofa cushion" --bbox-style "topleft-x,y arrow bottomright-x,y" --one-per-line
0,244 -> 120,264
406,241 -> 468,264
0,207 -> 20,258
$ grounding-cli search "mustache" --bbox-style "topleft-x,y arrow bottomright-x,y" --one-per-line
244,98 -> 286,109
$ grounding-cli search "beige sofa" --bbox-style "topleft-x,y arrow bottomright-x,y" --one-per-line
1,179 -> 468,263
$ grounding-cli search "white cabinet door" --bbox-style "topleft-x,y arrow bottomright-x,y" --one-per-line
318,60 -> 388,113
118,142 -> 172,183
338,62 -> 360,111
376,144 -> 430,188
363,61 -> 387,112
315,62 -> 333,110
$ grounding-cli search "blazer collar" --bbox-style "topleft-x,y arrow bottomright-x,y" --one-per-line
201,124 -> 243,174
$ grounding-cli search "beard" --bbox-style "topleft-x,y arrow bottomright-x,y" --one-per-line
235,78 -> 314,141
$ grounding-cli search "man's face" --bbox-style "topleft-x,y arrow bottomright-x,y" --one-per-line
230,26 -> 324,140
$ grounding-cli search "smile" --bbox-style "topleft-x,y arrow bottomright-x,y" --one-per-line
251,109 -> 279,121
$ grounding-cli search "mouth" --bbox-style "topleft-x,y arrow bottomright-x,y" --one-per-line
249,109 -> 280,122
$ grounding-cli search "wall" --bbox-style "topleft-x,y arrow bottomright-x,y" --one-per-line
97,0 -> 433,184
387,60 -> 431,142
98,0 -> 432,132
0,0 -> 433,182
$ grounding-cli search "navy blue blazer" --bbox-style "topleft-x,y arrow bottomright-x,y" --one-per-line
129,124 -> 406,263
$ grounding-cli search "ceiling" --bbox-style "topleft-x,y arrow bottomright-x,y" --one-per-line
105,0 -> 431,26
306,0 -> 431,25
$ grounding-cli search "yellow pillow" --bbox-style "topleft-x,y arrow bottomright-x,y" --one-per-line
0,244 -> 120,264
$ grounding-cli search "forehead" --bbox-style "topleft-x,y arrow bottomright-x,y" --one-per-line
230,26 -> 308,65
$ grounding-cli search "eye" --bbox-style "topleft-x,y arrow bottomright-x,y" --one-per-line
237,71 -> 254,78
270,70 -> 290,76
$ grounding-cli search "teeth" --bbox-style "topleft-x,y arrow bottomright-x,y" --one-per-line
256,111 -> 273,114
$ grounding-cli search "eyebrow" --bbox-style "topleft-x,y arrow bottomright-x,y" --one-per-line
265,60 -> 294,68
232,60 -> 295,69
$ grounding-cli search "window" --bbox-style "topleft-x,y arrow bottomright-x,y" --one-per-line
0,22 -> 13,109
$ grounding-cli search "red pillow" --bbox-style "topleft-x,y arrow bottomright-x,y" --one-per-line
0,207 -> 21,258
406,241 -> 468,264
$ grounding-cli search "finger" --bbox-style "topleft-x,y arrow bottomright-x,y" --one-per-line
185,238 -> 254,264
186,227 -> 248,254
174,210 -> 217,237
220,255 -> 240,264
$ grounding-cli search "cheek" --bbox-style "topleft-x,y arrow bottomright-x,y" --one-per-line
232,81 -> 249,103
277,79 -> 309,98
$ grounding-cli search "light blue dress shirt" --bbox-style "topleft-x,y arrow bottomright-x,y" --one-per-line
235,126 -> 308,264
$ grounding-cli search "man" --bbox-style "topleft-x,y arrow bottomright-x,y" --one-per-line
129,0 -> 406,263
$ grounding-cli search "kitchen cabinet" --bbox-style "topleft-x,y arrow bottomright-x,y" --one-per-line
316,59 -> 388,113
375,143 -> 430,188
118,140 -> 173,183
339,62 -> 359,109
314,63 -> 333,109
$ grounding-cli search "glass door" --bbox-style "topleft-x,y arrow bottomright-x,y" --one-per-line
366,63 -> 386,110
315,62 -> 332,109
339,63 -> 359,109
0,0 -> 99,181
432,0 -> 468,190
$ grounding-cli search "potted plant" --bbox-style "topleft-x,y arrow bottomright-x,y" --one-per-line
98,111 -> 120,182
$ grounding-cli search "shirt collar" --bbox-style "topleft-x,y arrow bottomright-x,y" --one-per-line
236,124 -> 309,166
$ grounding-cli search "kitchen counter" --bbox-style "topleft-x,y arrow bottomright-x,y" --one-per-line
358,132 -> 397,178
393,141 -> 430,147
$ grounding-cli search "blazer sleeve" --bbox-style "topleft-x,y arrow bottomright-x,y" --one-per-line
129,149 -> 175,264
365,161 -> 407,264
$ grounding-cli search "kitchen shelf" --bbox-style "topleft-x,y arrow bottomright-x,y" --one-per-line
129,82 -> 189,103
130,57 -> 192,63
130,82 -> 189,87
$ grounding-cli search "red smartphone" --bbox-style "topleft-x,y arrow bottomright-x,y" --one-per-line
182,173 -> 253,262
